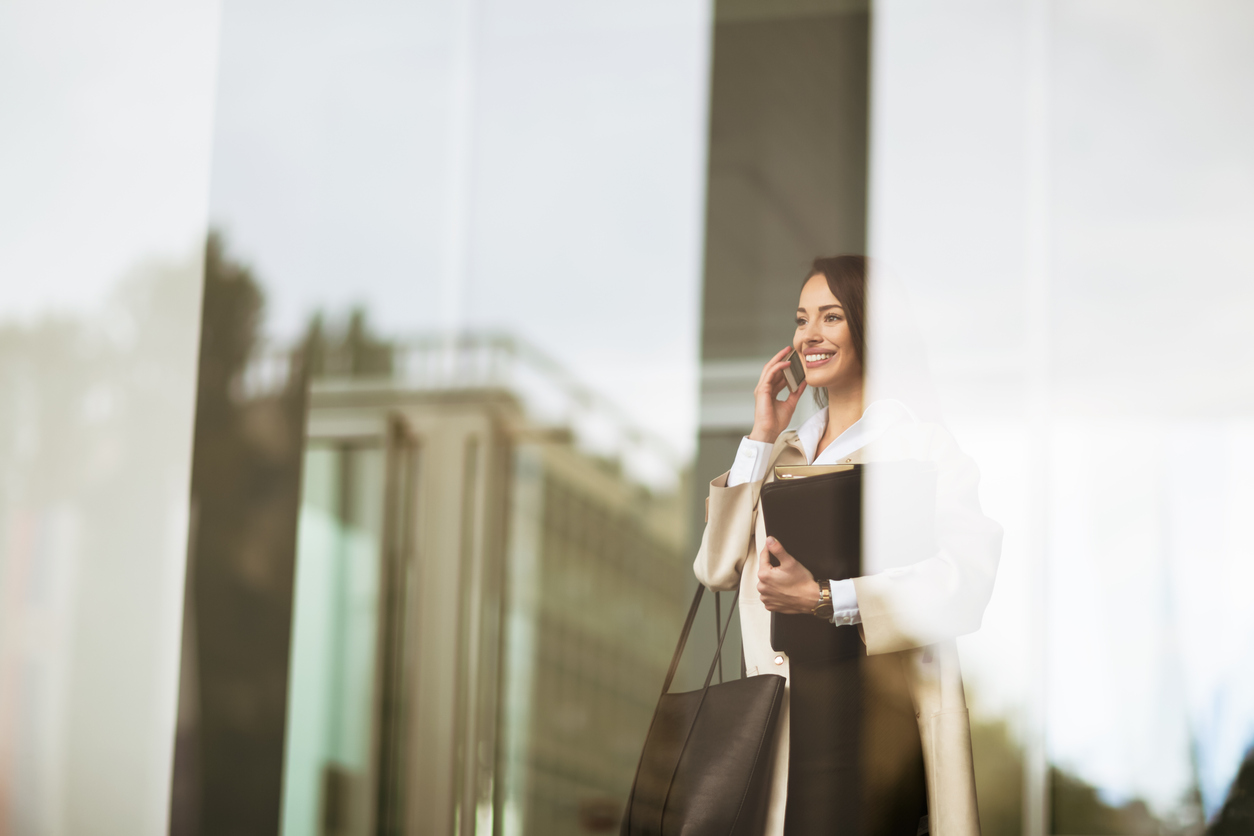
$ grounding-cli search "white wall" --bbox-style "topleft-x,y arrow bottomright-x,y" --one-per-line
0,1 -> 219,833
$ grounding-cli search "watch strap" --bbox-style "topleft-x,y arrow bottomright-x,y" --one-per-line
810,581 -> 833,619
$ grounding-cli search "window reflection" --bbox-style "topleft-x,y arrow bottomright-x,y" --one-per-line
255,318 -> 693,836
6,0 -> 1254,834
283,444 -> 388,836
174,235 -> 308,836
1,1 -> 1236,835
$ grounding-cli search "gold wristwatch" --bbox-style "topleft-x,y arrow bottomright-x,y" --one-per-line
811,581 -> 833,620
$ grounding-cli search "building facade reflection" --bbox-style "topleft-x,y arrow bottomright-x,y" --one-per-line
7,2 -> 1254,836
274,329 -> 691,836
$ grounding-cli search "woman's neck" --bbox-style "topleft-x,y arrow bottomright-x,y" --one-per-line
821,381 -> 865,448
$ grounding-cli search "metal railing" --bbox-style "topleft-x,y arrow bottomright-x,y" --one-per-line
241,332 -> 684,490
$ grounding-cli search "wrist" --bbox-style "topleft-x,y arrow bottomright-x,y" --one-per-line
748,426 -> 779,444
810,580 -> 833,620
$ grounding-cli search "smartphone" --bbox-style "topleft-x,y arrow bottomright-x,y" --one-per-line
782,348 -> 806,393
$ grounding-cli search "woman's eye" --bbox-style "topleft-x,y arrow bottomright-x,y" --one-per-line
825,314 -> 843,322
795,319 -> 806,327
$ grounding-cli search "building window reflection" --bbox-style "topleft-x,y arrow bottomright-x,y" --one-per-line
271,326 -> 691,836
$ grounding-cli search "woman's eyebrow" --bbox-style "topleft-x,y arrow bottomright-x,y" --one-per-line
796,304 -> 843,313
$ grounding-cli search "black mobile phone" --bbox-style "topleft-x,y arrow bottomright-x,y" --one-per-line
783,348 -> 806,393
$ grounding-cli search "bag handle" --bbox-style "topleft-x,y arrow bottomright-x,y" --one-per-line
646,590 -> 740,833
658,584 -> 740,698
657,584 -> 704,697
702,590 -> 739,689
623,587 -> 741,835
714,593 -> 723,684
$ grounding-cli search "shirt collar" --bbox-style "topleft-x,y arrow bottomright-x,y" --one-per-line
794,399 -> 917,465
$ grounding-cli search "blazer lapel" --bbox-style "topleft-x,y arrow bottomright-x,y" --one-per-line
751,433 -> 807,552
776,433 -> 808,469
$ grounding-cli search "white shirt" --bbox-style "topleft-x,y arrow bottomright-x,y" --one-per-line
726,400 -> 918,626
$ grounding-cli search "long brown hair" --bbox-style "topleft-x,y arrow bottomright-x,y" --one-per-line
805,255 -> 866,366
804,256 -> 866,408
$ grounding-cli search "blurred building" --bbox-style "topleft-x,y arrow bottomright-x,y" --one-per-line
275,333 -> 692,836
10,3 -> 1254,836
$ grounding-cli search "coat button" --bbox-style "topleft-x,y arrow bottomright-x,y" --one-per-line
773,655 -> 785,666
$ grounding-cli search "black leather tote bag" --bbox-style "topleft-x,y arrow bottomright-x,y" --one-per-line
620,585 -> 786,836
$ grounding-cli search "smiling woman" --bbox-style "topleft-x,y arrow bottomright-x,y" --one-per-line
793,256 -> 868,428
692,255 -> 1004,836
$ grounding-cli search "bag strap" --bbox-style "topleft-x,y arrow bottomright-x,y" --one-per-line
658,583 -> 706,697
701,590 -> 739,689
659,584 -> 740,696
651,592 -> 740,831
714,592 -> 724,684
623,585 -> 742,835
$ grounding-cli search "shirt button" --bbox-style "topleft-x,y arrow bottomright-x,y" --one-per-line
773,655 -> 785,666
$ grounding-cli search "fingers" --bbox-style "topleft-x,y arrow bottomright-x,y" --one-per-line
757,538 -> 800,610
761,537 -> 808,580
764,362 -> 790,398
784,379 -> 807,407
759,348 -> 790,380
756,544 -> 774,600
758,347 -> 795,388
769,538 -> 795,568
758,536 -> 789,573
757,359 -> 789,392
757,538 -> 783,579
756,537 -> 819,613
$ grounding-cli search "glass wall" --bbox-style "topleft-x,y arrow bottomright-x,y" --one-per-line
0,1 -> 217,834
3,1 -> 1254,836
171,2 -> 712,836
282,444 -> 389,836
871,1 -> 1254,834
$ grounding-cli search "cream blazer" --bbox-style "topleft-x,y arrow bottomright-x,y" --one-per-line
693,421 -> 1003,836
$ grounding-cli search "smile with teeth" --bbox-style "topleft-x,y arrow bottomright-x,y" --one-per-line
804,352 -> 834,364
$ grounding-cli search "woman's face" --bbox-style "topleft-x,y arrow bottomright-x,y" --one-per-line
794,273 -> 861,390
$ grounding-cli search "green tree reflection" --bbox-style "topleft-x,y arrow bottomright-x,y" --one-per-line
175,232 -> 308,836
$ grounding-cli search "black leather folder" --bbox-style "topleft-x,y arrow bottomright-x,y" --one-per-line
760,460 -> 936,662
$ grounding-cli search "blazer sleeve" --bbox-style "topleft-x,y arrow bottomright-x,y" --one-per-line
692,470 -> 760,592
853,426 -> 1004,655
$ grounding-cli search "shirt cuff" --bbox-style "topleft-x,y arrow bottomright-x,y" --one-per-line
726,437 -> 774,487
829,578 -> 860,625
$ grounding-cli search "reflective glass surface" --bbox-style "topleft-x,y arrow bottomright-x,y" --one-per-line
2,2 -> 1254,836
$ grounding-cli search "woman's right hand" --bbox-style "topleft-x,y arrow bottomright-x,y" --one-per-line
748,346 -> 807,444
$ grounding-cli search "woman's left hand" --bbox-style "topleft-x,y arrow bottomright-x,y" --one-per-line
756,537 -> 821,614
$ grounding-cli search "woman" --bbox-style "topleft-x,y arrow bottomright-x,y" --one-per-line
693,256 -> 1002,836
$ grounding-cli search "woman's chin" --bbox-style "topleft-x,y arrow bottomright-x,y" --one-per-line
805,374 -> 836,390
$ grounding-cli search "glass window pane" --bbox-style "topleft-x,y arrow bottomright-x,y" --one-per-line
282,445 -> 387,836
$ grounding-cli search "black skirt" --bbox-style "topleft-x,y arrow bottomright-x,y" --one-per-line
784,654 -> 928,836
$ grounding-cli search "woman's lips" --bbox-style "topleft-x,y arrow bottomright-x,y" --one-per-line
804,351 -> 834,368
